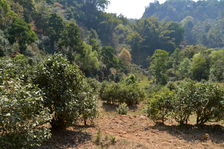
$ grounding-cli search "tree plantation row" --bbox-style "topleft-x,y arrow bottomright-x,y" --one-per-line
1,53 -> 224,148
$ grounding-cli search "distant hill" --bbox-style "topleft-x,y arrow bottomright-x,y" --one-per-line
143,0 -> 224,48
143,0 -> 224,21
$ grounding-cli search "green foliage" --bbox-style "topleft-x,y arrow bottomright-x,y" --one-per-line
161,45 -> 223,83
129,18 -> 183,66
101,46 -> 122,69
86,78 -> 101,94
180,45 -> 207,59
123,74 -> 137,85
45,13 -> 65,53
116,103 -> 129,115
100,76 -> 145,106
0,54 -> 33,82
191,53 -> 210,81
171,80 -> 197,125
177,58 -> 191,79
209,50 -> 224,82
143,0 -> 224,48
147,80 -> 224,125
149,49 -> 169,85
194,82 -> 224,125
147,88 -> 174,123
6,18 -> 38,54
59,22 -> 83,61
33,55 -> 97,129
78,84 -> 98,126
0,0 -> 16,29
0,30 -> 10,56
100,81 -> 120,104
0,79 -> 51,149
14,0 -> 36,22
94,129 -> 102,145
172,80 -> 224,125
75,42 -> 100,74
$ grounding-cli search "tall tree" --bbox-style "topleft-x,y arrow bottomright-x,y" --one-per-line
59,22 -> 83,61
46,13 -> 65,53
191,53 -> 210,81
6,18 -> 37,54
149,49 -> 169,84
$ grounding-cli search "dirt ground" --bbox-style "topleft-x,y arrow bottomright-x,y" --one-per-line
39,103 -> 224,149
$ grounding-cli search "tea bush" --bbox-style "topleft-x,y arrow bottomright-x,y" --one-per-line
33,55 -> 97,129
172,80 -> 197,125
194,82 -> 224,125
147,80 -> 224,125
116,103 -> 129,115
0,79 -> 51,149
146,88 -> 174,123
100,75 -> 145,106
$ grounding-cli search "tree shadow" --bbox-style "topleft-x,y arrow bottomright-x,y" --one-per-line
38,129 -> 92,149
145,123 -> 224,144
102,102 -> 118,112
128,104 -> 138,111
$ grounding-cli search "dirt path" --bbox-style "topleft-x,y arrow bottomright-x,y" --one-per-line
40,109 -> 224,149
77,115 -> 224,149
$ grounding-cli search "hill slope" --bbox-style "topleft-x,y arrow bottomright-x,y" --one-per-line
143,0 -> 224,48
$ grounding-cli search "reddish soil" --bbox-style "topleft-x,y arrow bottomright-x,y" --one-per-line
39,104 -> 224,149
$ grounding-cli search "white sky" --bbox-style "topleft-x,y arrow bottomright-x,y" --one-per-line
106,0 -> 166,19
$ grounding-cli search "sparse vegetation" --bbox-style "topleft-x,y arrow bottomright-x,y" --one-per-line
116,103 -> 129,115
94,129 -> 117,148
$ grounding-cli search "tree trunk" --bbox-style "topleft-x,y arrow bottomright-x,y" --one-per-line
51,118 -> 66,130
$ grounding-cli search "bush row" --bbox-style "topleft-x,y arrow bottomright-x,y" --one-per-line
100,75 -> 145,106
147,80 -> 224,125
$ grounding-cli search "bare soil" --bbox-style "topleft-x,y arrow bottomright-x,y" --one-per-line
39,103 -> 224,149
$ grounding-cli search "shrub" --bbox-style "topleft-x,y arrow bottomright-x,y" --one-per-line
172,80 -> 224,125
100,81 -> 120,104
100,78 -> 145,106
116,103 -> 129,115
194,82 -> 224,125
171,80 -> 197,125
94,129 -> 102,145
94,129 -> 117,147
0,30 -> 11,56
0,54 -> 33,82
33,55 -> 97,129
123,74 -> 137,85
146,88 -> 174,123
78,84 -> 98,125
0,79 -> 51,149
147,80 -> 224,125
119,83 -> 145,105
86,78 -> 101,94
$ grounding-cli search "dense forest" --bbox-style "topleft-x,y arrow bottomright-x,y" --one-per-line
1,0 -> 224,148
143,0 -> 224,48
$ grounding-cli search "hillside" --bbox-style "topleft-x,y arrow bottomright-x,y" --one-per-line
1,0 -> 224,149
143,0 -> 224,48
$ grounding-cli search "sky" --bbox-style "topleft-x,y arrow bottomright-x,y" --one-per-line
106,0 -> 166,19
